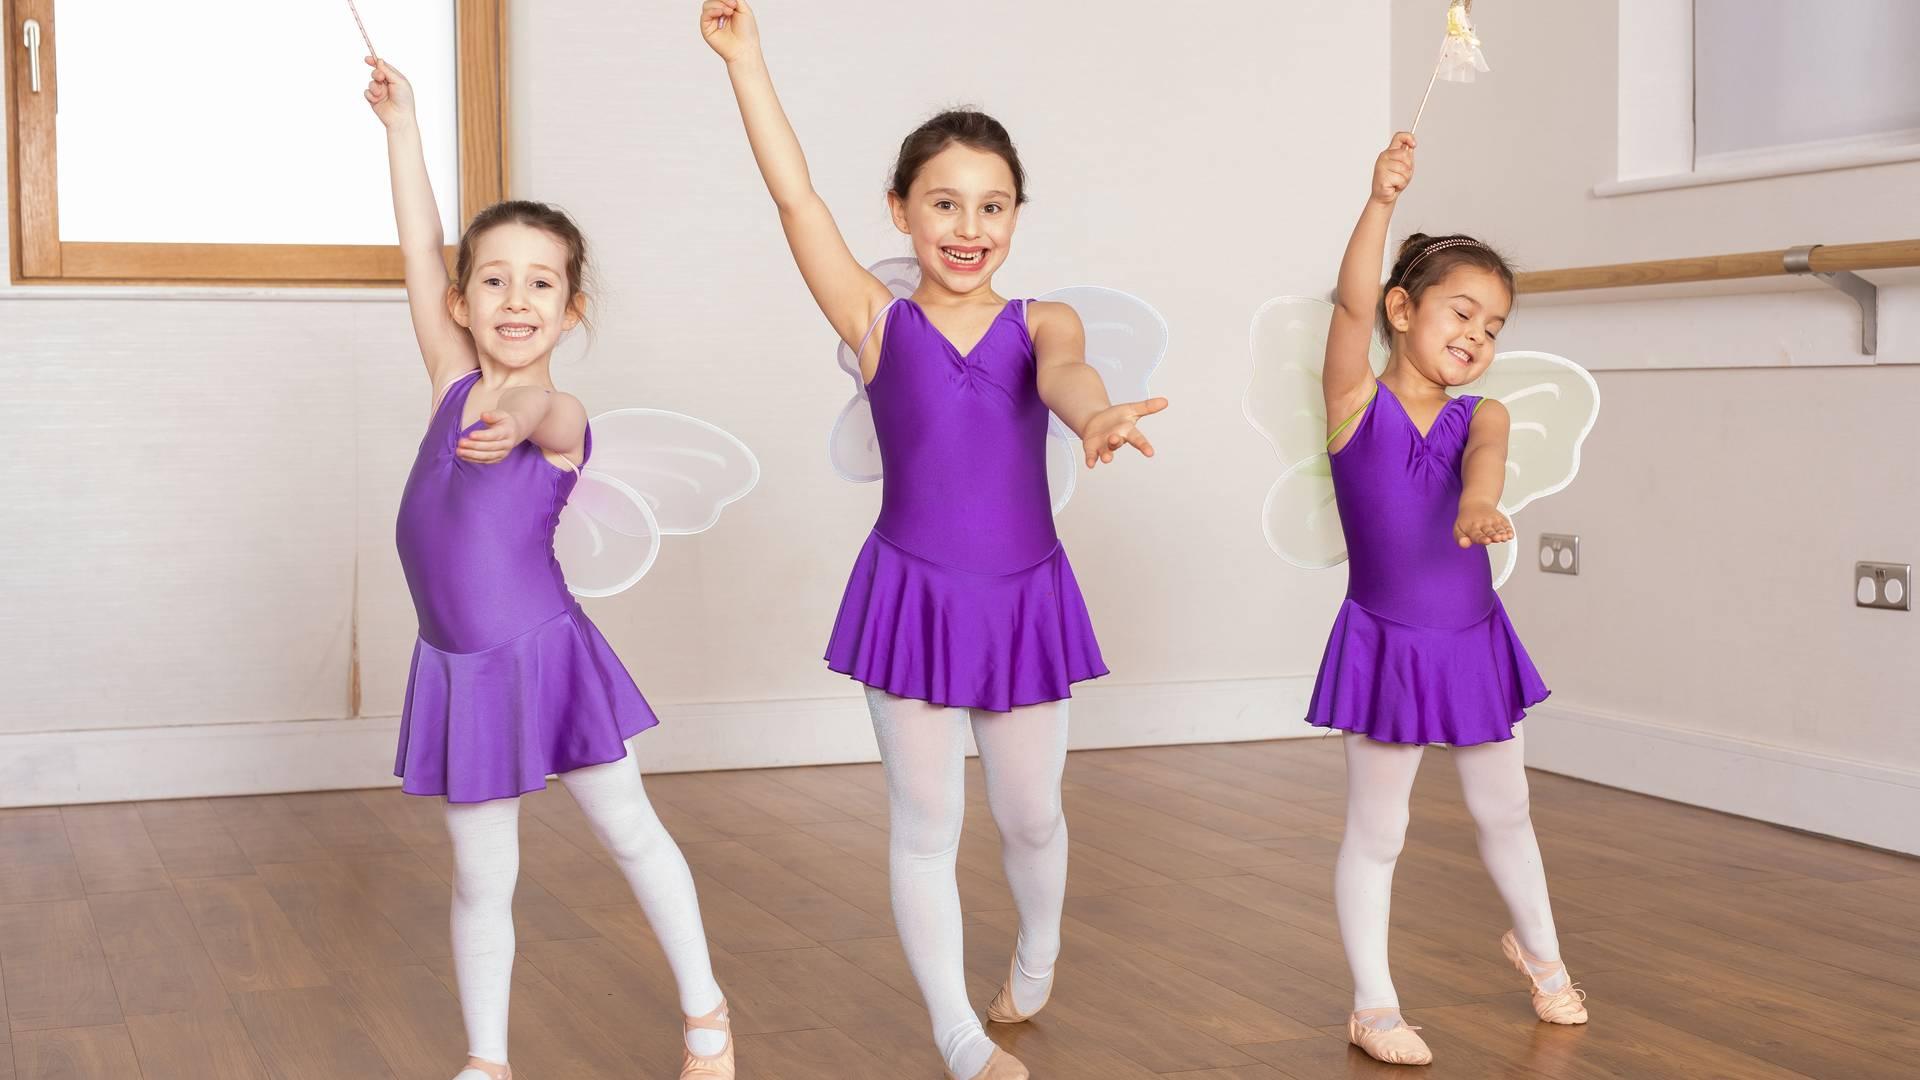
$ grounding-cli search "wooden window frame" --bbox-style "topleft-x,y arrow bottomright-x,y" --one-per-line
3,0 -> 508,287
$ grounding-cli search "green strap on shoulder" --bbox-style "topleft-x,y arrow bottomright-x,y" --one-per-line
1325,381 -> 1381,450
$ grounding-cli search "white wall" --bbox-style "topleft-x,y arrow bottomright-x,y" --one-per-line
1389,0 -> 1920,853
1,2 -> 1389,805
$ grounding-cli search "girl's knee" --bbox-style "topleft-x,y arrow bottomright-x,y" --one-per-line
1345,808 -> 1411,863
1465,788 -> 1533,834
992,804 -> 1063,852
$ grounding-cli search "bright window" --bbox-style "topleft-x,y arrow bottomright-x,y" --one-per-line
5,0 -> 505,284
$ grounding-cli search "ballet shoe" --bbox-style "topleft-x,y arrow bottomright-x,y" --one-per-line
1501,929 -> 1589,1024
681,997 -> 735,1078
947,1047 -> 1029,1080
453,1057 -> 510,1080
1347,1010 -> 1433,1066
985,951 -> 1050,1024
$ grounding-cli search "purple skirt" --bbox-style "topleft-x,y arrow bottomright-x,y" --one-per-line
825,530 -> 1107,713
1306,596 -> 1548,746
395,608 -> 658,803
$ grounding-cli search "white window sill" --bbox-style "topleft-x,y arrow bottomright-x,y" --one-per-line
0,284 -> 407,302
1596,135 -> 1920,197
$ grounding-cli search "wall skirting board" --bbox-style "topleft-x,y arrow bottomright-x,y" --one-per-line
0,676 -> 1318,808
9,684 -> 1911,859
1523,702 -> 1920,857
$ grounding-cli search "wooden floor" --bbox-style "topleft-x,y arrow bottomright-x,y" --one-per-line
2,737 -> 1917,1080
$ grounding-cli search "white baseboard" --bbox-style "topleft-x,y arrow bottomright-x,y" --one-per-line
0,676 -> 1317,808
1523,702 -> 1920,857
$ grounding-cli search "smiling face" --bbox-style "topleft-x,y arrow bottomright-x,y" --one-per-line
888,143 -> 1020,296
1385,266 -> 1512,387
448,222 -> 585,368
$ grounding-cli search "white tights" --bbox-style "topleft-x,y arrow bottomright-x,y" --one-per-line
443,740 -> 724,1073
866,688 -> 1070,1080
1333,728 -> 1564,1015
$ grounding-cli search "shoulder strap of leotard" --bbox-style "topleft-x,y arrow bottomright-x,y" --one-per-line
853,297 -> 903,363
1325,380 -> 1380,450
429,367 -> 481,419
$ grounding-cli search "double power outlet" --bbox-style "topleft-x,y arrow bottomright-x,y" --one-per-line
1856,562 -> 1912,611
1537,534 -> 1579,575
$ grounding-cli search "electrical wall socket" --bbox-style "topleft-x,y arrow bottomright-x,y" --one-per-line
1855,562 -> 1910,611
1538,534 -> 1580,575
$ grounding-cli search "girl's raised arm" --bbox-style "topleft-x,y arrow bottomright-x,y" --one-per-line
365,57 -> 475,386
701,1 -> 892,351
1325,132 -> 1415,422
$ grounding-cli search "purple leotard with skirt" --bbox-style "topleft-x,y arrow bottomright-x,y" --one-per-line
393,369 -> 657,802
1306,381 -> 1549,745
825,298 -> 1107,712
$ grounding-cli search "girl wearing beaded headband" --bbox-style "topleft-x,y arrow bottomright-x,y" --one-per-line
1243,130 -> 1599,1065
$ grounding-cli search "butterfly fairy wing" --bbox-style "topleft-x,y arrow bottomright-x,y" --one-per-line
830,257 -> 922,483
1245,296 -> 1388,568
828,395 -> 882,484
1453,351 -> 1599,588
1489,537 -> 1519,589
1263,454 -> 1347,569
1453,351 -> 1599,517
554,409 -> 761,598
1046,438 -> 1078,515
1033,285 -> 1169,513
554,469 -> 663,599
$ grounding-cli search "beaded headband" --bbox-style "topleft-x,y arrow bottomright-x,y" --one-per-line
1401,237 -> 1486,276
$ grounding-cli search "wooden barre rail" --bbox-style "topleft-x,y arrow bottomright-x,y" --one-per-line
1515,238 -> 1920,294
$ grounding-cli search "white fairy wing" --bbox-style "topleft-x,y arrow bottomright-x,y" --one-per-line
828,396 -> 882,484
1245,297 -> 1387,569
1453,351 -> 1599,517
1489,537 -> 1519,589
1046,439 -> 1078,515
1263,454 -> 1345,569
555,469 -> 662,599
1034,285 -> 1169,513
555,409 -> 761,599
830,257 -> 922,483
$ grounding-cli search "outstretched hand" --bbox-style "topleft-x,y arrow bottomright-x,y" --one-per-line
1081,397 -> 1169,468
1454,499 -> 1513,548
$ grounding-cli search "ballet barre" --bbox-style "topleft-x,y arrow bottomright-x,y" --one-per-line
1515,238 -> 1920,355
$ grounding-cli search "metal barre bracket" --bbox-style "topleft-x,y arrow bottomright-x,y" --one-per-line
1784,244 -> 1878,355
